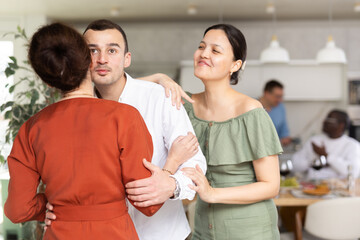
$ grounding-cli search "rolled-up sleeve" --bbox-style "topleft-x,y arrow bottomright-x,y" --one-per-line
161,93 -> 207,200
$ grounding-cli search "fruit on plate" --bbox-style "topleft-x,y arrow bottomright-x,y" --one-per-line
280,177 -> 299,187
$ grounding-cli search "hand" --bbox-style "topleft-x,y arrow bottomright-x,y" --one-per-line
280,137 -> 292,146
156,73 -> 195,109
126,159 -> 176,207
181,165 -> 215,203
311,142 -> 327,157
44,202 -> 56,231
165,132 -> 199,173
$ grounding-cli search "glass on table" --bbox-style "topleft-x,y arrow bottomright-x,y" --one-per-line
311,155 -> 327,184
280,159 -> 293,179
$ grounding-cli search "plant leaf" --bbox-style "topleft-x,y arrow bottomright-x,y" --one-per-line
5,68 -> 15,78
30,90 -> 40,105
0,101 -> 14,112
0,155 -> 5,164
9,56 -> 17,65
9,85 -> 15,93
4,110 -> 12,119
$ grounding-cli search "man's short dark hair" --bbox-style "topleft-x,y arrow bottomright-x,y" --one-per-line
84,19 -> 129,53
264,80 -> 284,92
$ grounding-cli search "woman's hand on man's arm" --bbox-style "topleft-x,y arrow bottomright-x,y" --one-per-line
138,73 -> 194,109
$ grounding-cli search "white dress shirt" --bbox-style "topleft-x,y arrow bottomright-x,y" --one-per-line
292,133 -> 360,180
119,73 -> 206,240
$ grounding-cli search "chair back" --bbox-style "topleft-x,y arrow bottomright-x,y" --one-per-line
304,197 -> 360,240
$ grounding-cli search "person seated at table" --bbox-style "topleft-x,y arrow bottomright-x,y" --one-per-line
259,80 -> 292,146
292,109 -> 360,180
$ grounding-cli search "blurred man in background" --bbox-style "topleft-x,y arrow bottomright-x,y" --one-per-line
292,109 -> 360,180
260,80 -> 292,146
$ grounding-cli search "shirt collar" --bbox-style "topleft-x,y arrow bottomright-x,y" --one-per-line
119,72 -> 134,102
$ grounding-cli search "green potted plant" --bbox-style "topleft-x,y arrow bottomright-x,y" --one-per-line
1,26 -> 60,240
0,26 -> 60,163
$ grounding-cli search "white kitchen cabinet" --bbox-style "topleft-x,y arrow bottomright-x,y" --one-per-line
179,60 -> 346,101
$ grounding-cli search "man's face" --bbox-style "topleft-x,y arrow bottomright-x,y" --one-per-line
83,29 -> 131,87
322,112 -> 342,137
264,87 -> 283,107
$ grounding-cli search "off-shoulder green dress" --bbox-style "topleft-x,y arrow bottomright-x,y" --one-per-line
183,94 -> 282,240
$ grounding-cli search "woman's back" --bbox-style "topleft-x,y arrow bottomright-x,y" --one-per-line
5,98 -> 161,240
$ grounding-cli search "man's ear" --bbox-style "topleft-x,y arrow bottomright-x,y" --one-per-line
124,52 -> 132,68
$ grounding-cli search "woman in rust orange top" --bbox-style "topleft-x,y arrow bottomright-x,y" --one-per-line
4,23 -> 161,240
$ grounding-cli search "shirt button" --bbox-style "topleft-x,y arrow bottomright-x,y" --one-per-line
208,203 -> 211,208
209,122 -> 213,127
205,141 -> 208,147
208,224 -> 213,229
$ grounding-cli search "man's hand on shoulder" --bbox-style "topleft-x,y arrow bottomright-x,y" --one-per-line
126,159 -> 176,207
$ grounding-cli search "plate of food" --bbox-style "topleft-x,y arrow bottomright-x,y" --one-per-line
302,184 -> 330,196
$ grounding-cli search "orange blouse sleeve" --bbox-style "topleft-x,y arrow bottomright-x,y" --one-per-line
4,121 -> 47,223
118,108 -> 163,217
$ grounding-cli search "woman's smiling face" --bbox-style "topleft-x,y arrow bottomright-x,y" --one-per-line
193,29 -> 237,82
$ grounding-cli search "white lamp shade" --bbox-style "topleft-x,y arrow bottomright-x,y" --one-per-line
316,36 -> 347,64
260,36 -> 290,63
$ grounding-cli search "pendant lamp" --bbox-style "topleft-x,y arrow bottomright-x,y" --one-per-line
260,35 -> 290,63
316,0 -> 347,64
316,35 -> 347,63
260,1 -> 290,63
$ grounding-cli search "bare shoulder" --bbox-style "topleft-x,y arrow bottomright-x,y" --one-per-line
236,93 -> 263,113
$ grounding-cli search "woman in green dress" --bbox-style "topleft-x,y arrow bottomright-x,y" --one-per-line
144,24 -> 282,240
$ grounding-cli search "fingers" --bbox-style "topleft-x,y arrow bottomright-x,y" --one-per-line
126,186 -> 152,195
175,87 -> 181,110
142,158 -> 160,173
45,210 -> 56,228
126,177 -> 152,188
46,211 -> 57,220
128,192 -> 154,202
180,88 -> 195,103
171,87 -> 177,107
195,164 -> 204,174
165,87 -> 171,98
46,202 -> 53,211
45,218 -> 52,227
188,184 -> 199,192
133,199 -> 161,207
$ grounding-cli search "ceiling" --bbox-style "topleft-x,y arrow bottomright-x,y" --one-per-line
1,0 -> 360,22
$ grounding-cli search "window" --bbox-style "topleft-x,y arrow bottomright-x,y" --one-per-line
0,41 -> 14,161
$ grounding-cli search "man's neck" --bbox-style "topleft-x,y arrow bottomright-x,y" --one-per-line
95,74 -> 127,101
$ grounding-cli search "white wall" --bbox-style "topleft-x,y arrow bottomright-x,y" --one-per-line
73,19 -> 360,142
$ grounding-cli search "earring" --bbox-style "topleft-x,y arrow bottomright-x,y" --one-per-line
230,72 -> 233,76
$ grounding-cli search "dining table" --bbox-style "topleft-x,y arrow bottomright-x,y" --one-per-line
275,178 -> 360,240
274,178 -> 360,207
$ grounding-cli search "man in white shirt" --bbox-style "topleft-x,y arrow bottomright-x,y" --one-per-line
46,19 -> 206,240
292,109 -> 360,180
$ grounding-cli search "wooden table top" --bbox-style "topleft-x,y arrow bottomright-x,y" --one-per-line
274,178 -> 360,207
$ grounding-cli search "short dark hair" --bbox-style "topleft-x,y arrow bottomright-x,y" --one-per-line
204,24 -> 247,85
264,80 -> 284,92
329,109 -> 350,132
28,23 -> 91,92
84,19 -> 129,53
